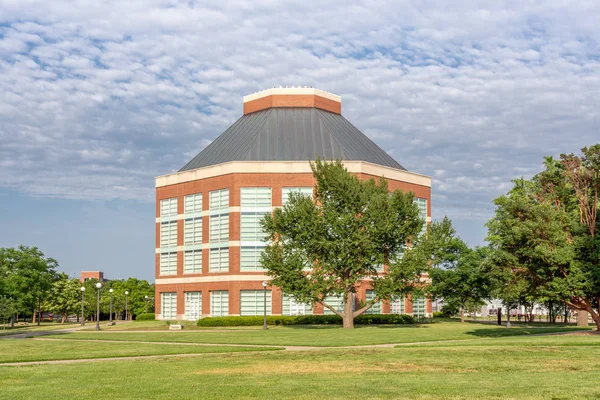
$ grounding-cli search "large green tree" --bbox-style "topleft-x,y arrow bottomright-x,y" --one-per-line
261,159 -> 460,328
0,246 -> 57,325
44,274 -> 81,323
487,145 -> 600,330
430,246 -> 492,322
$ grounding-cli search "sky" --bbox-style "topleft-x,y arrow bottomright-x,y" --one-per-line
1,1 -> 599,281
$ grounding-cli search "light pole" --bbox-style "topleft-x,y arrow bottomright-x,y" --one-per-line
262,281 -> 268,330
125,291 -> 129,321
109,288 -> 114,325
95,282 -> 102,331
144,295 -> 154,314
80,286 -> 85,326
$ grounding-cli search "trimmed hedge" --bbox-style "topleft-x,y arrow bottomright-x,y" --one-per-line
135,313 -> 156,321
197,313 -> 414,327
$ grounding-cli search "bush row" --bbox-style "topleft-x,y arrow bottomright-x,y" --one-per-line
196,313 -> 414,327
135,313 -> 156,321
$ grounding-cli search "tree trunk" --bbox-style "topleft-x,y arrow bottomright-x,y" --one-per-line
32,310 -> 36,324
460,307 -> 465,323
591,312 -> 600,331
506,306 -> 511,328
61,313 -> 67,324
343,291 -> 354,329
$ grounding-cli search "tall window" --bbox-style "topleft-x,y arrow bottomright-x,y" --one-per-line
240,247 -> 265,271
414,198 -> 427,219
365,290 -> 382,314
184,218 -> 202,245
240,290 -> 272,316
209,248 -> 229,272
210,189 -> 229,211
184,291 -> 201,320
240,188 -> 271,272
161,292 -> 177,320
184,193 -> 202,214
390,297 -> 405,314
282,295 -> 313,316
209,189 -> 229,272
210,291 -> 229,316
160,198 -> 178,218
282,187 -> 313,205
412,297 -> 426,318
183,250 -> 202,274
160,221 -> 177,248
160,252 -> 177,275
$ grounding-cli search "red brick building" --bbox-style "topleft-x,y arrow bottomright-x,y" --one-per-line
80,271 -> 105,283
155,88 -> 432,320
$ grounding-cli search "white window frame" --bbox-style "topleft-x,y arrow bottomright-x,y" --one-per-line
391,297 -> 405,314
160,198 -> 178,218
210,290 -> 229,316
184,291 -> 202,321
365,290 -> 382,314
183,249 -> 202,274
282,294 -> 313,316
240,246 -> 265,271
240,290 -> 272,316
160,220 -> 178,249
161,292 -> 177,320
209,247 -> 229,272
184,217 -> 202,245
282,187 -> 313,206
184,193 -> 203,214
159,252 -> 177,276
210,189 -> 229,211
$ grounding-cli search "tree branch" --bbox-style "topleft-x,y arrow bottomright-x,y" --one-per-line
353,297 -> 380,318
319,301 -> 344,318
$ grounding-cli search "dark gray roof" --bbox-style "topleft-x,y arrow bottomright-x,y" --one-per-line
180,108 -> 405,171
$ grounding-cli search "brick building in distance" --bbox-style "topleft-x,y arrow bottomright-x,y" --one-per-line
154,87 -> 432,320
80,271 -> 106,283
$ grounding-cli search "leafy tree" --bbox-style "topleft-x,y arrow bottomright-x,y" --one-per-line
430,246 -> 492,322
261,159 -> 461,328
44,274 -> 81,323
0,246 -> 57,325
487,145 -> 600,330
0,296 -> 16,329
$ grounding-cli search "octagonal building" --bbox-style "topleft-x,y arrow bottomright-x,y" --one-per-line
155,87 -> 432,320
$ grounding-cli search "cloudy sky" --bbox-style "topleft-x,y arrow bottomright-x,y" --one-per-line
1,1 -> 599,281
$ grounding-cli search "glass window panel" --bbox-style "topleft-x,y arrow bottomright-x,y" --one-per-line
210,291 -> 229,316
160,198 -> 178,218
209,248 -> 229,272
241,187 -> 272,208
161,292 -> 177,320
365,290 -> 382,314
160,221 -> 178,248
240,290 -> 272,316
210,214 -> 229,243
184,291 -> 201,320
390,297 -> 405,314
282,295 -> 313,316
184,217 -> 202,245
282,187 -> 313,206
183,250 -> 202,274
184,193 -> 203,214
210,189 -> 229,211
159,252 -> 177,275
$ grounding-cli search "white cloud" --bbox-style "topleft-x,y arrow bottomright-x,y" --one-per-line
1,0 -> 599,233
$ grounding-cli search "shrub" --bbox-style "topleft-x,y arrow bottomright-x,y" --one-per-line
135,313 -> 155,321
197,314 -> 414,327
432,311 -> 445,318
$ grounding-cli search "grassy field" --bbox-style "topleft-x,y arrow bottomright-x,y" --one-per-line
0,339 -> 280,363
1,335 -> 599,399
0,322 -> 79,336
46,321 -> 591,347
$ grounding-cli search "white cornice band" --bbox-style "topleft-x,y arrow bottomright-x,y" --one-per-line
156,161 -> 431,189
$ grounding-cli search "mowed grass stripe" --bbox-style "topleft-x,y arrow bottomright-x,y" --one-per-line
1,340 -> 600,399
0,339 -> 281,363
44,322 -> 591,347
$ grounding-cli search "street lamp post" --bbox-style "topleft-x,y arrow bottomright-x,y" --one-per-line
80,286 -> 86,326
262,281 -> 268,331
95,282 -> 102,331
125,291 -> 129,321
109,288 -> 114,325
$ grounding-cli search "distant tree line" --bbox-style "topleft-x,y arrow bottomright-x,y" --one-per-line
0,245 -> 154,327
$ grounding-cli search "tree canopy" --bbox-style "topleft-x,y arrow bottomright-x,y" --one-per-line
261,159 -> 461,328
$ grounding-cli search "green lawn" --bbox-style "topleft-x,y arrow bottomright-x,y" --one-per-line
1,335 -> 600,399
0,339 -> 280,363
45,321 -> 591,347
0,322 -> 79,336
